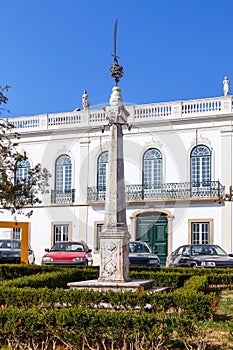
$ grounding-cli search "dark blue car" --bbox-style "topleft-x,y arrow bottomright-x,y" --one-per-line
168,244 -> 233,268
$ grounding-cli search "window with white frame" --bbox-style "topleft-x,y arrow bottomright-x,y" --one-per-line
13,228 -> 21,240
190,145 -> 211,184
143,148 -> 162,187
191,222 -> 210,244
97,151 -> 108,190
55,155 -> 72,192
53,224 -> 69,243
15,159 -> 30,183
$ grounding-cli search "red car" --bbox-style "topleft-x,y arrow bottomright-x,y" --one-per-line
41,241 -> 93,266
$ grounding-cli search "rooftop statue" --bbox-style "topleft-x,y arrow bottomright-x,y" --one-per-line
223,76 -> 230,96
82,90 -> 90,110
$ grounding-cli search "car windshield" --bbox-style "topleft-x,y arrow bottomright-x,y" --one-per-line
129,242 -> 150,253
51,243 -> 85,252
0,240 -> 20,249
191,245 -> 227,256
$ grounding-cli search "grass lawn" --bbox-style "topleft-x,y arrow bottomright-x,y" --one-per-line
203,289 -> 233,349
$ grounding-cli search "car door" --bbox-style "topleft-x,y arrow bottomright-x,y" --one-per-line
170,246 -> 185,266
178,246 -> 191,267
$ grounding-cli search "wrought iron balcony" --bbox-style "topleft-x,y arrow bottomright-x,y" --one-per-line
51,189 -> 75,204
87,181 -> 224,202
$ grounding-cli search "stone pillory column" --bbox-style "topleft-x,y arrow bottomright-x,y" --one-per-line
67,19 -> 154,291
98,85 -> 131,282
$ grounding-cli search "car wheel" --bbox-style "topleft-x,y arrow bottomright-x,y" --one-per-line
191,263 -> 197,268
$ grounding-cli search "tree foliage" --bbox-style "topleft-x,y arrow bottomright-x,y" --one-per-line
0,85 -> 51,217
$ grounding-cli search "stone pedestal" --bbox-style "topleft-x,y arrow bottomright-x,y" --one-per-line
68,279 -> 154,292
98,225 -> 131,282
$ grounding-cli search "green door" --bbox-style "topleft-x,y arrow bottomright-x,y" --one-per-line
136,212 -> 168,266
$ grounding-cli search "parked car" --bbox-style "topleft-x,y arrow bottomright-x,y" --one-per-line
0,239 -> 35,264
129,241 -> 160,267
41,241 -> 93,266
168,244 -> 233,268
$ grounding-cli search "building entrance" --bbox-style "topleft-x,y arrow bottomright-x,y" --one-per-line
136,212 -> 168,266
0,222 -> 29,264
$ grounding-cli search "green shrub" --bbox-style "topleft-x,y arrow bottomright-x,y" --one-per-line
0,265 -> 227,349
1,268 -> 189,290
0,264 -> 60,281
182,274 -> 209,292
0,305 -> 208,349
1,268 -> 99,289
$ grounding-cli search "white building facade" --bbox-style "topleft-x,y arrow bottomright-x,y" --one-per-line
2,89 -> 233,265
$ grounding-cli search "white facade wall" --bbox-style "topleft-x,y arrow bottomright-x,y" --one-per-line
2,95 -> 233,264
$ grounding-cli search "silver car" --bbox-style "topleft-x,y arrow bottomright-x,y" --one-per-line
129,241 -> 160,267
0,239 -> 35,264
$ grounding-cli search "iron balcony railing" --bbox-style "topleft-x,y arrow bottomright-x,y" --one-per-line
87,181 -> 224,202
51,189 -> 75,204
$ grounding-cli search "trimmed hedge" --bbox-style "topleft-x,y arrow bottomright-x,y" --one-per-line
182,274 -> 209,293
0,285 -> 217,319
1,268 -> 99,289
2,265 -> 233,291
0,264 -> 68,280
0,305 -> 215,350
0,265 -> 226,349
0,273 -> 218,322
0,264 -> 99,281
130,270 -> 191,288
1,265 -> 233,293
1,264 -> 233,286
1,268 -> 190,290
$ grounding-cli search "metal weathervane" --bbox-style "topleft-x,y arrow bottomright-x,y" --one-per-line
110,19 -> 124,85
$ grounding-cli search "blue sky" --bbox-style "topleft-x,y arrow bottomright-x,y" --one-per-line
1,0 -> 233,117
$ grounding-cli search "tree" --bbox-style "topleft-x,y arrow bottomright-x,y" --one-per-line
0,85 -> 51,218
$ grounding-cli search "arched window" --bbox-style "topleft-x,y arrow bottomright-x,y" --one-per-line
143,148 -> 162,187
190,145 -> 211,184
15,159 -> 30,183
55,155 -> 72,191
97,151 -> 108,190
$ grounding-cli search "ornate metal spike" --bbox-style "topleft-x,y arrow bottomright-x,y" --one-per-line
110,19 -> 124,85
113,19 -> 118,64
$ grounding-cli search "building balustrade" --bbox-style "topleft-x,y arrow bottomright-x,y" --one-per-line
87,181 -> 224,202
8,95 -> 233,132
51,189 -> 75,204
